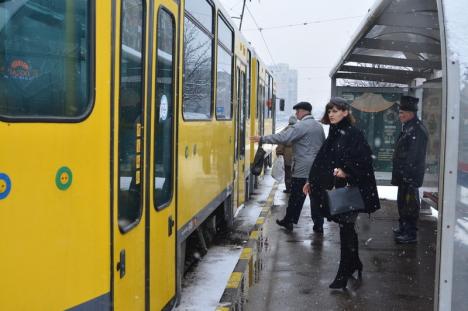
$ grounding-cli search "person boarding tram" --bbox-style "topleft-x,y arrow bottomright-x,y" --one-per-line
251,102 -> 325,232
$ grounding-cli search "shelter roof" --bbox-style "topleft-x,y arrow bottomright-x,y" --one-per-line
330,0 -> 441,85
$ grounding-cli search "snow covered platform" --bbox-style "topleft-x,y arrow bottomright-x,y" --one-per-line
243,186 -> 438,311
176,176 -> 277,311
215,184 -> 277,311
175,176 -> 438,311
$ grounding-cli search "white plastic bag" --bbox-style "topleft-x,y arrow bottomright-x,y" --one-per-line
271,156 -> 285,182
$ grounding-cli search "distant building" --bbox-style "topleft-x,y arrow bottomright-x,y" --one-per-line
270,63 -> 298,127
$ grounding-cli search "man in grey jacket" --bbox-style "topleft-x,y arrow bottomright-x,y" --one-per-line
251,102 -> 325,232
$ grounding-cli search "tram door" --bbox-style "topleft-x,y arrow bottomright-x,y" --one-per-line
148,2 -> 178,310
258,79 -> 265,137
113,0 -> 147,309
235,65 -> 247,208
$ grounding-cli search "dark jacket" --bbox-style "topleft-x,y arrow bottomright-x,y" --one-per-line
308,119 -> 380,216
391,117 -> 428,187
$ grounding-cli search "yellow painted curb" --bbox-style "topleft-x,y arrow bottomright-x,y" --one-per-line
227,272 -> 243,289
240,248 -> 252,260
217,182 -> 278,310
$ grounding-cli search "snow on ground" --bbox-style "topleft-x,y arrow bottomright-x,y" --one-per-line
175,174 -> 276,311
377,185 -> 398,201
378,185 -> 439,218
176,174 -> 440,310
176,245 -> 242,311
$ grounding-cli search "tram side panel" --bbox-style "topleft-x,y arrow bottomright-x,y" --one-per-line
255,62 -> 272,170
177,1 -> 234,243
245,112 -> 252,193
0,1 -> 111,309
242,49 -> 252,198
145,2 -> 180,310
249,57 -> 260,173
233,35 -> 249,208
263,70 -> 275,164
177,122 -> 234,227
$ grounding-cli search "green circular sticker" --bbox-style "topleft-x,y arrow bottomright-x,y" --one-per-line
55,167 -> 73,190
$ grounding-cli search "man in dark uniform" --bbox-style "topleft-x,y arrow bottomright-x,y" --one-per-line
392,95 -> 428,244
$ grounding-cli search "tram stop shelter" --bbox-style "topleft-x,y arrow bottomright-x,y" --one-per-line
329,0 -> 468,310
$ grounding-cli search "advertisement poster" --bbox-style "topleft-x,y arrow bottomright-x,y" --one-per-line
422,80 -> 442,176
339,89 -> 403,173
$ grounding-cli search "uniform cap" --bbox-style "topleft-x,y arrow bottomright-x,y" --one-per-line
398,95 -> 419,112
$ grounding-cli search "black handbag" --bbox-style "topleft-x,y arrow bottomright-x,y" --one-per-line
251,145 -> 266,176
326,184 -> 365,216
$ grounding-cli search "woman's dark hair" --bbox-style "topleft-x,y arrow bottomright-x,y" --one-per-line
320,97 -> 356,125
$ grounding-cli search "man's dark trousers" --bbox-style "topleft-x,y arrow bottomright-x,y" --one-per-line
284,164 -> 292,192
397,183 -> 420,235
284,177 -> 323,227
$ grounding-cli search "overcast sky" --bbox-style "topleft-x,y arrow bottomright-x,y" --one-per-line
219,0 -> 376,115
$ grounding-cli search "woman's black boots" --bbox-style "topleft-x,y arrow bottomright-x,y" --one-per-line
350,228 -> 363,280
329,258 -> 350,289
329,223 -> 362,289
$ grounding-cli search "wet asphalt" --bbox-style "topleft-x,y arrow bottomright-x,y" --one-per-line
245,189 -> 437,311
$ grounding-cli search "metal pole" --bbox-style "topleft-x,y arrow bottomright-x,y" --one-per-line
239,0 -> 247,30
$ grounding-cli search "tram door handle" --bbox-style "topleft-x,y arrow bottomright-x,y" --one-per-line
168,215 -> 175,236
116,249 -> 126,278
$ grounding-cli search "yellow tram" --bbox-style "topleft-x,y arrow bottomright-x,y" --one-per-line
0,0 -> 275,310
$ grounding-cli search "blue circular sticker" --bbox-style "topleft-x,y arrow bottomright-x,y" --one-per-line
0,173 -> 12,200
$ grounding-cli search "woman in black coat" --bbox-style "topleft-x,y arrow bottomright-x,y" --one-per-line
304,97 -> 380,289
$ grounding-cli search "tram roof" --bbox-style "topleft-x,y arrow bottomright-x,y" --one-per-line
330,0 -> 441,85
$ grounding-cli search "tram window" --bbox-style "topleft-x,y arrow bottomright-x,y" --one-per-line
183,9 -> 213,120
0,0 -> 91,120
265,78 -> 271,119
215,15 -> 233,120
185,0 -> 212,32
154,9 -> 175,209
255,61 -> 260,120
268,76 -> 273,118
118,0 -> 144,231
256,81 -> 260,120
217,15 -> 233,51
246,50 -> 251,119
271,93 -> 276,123
257,82 -> 264,135
239,71 -> 246,154
215,47 -> 232,119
